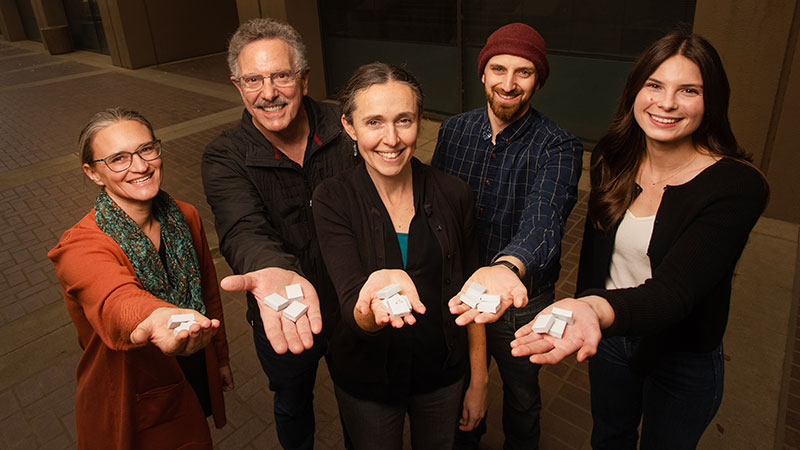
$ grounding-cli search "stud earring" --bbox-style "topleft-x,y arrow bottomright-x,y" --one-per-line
353,142 -> 358,157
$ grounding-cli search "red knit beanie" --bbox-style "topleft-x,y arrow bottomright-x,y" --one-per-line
477,23 -> 549,87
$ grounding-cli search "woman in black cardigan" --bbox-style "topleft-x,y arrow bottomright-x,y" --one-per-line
510,32 -> 768,449
312,62 -> 488,450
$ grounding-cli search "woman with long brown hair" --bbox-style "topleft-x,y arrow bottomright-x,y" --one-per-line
511,32 -> 769,449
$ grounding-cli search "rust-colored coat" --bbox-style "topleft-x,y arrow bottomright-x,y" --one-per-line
48,201 -> 228,450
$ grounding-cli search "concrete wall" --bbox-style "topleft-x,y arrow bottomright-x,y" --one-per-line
95,0 -> 237,69
694,0 -> 800,222
0,0 -> 26,41
762,5 -> 800,223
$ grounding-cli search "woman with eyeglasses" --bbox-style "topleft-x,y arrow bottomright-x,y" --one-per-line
48,107 -> 233,450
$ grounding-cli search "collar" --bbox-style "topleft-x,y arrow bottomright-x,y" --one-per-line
357,158 -> 429,217
480,105 -> 536,145
241,96 -> 343,166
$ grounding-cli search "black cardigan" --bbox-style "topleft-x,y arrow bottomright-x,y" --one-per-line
577,158 -> 769,358
312,158 -> 479,397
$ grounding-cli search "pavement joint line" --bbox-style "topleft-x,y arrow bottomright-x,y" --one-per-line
0,51 -> 37,62
122,68 -> 240,103
0,301 -> 72,359
0,59 -> 70,75
2,41 -> 239,103
157,107 -> 242,142
0,321 -> 77,392
0,108 -> 242,193
0,68 -> 112,91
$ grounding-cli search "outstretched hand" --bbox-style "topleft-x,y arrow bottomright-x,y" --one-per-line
448,264 -> 528,326
220,267 -> 322,355
510,296 -> 611,364
130,306 -> 220,357
355,269 -> 425,331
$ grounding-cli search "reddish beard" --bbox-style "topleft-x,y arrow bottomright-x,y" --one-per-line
485,87 -> 530,122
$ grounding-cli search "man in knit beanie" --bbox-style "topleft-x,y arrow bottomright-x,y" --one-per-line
431,23 -> 583,449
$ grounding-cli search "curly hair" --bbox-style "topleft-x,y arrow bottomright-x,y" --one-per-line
227,18 -> 307,79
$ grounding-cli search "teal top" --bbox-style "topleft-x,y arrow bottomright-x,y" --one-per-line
396,232 -> 409,268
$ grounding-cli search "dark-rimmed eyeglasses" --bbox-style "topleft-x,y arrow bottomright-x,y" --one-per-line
237,69 -> 302,91
90,140 -> 162,172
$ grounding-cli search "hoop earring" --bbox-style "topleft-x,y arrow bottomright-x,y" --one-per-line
353,142 -> 358,157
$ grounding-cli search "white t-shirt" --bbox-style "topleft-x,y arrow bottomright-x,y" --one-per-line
605,210 -> 655,290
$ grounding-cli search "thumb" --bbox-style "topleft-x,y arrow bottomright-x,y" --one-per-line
220,274 -> 247,292
130,321 -> 152,345
512,287 -> 528,308
355,291 -> 372,316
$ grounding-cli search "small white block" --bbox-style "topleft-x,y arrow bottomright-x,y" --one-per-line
282,301 -> 308,322
173,320 -> 198,336
263,293 -> 290,311
168,313 -> 194,329
479,293 -> 501,304
285,284 -> 304,301
476,301 -> 500,313
381,298 -> 391,313
377,284 -> 402,299
466,282 -> 486,298
460,293 -> 480,309
531,314 -> 554,334
548,318 -> 567,339
551,307 -> 574,325
387,295 -> 411,318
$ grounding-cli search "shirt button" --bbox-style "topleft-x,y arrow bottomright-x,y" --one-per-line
485,179 -> 491,185
445,279 -> 451,285
446,253 -> 452,260
491,153 -> 497,158
505,138 -> 511,143
479,207 -> 485,213
436,225 -> 443,231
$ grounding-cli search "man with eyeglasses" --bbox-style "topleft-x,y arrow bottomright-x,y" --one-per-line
430,23 -> 583,449
202,18 -> 355,450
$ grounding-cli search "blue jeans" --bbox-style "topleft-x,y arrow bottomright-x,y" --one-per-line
454,289 -> 553,450
334,378 -> 465,450
589,336 -> 724,450
253,328 -> 326,450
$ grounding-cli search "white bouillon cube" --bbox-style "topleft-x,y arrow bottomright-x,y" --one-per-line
376,284 -> 402,299
551,307 -> 574,325
263,293 -> 290,311
548,318 -> 567,339
285,284 -> 304,301
282,301 -> 309,322
531,314 -> 554,334
168,313 -> 195,329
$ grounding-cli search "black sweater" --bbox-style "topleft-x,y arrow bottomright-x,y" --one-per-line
577,158 -> 769,358
312,158 -> 478,400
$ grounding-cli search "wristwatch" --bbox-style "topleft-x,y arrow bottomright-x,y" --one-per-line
491,260 -> 522,279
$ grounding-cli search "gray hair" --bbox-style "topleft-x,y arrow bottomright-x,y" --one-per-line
339,62 -> 424,124
78,107 -> 155,164
227,18 -> 308,78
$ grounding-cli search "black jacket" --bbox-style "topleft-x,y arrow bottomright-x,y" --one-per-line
312,159 -> 479,398
577,158 -> 768,358
202,97 -> 357,332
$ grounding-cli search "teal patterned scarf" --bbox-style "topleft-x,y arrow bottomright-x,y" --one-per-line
94,189 -> 205,314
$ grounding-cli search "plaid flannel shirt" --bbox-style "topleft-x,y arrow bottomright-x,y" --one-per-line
431,106 -> 582,295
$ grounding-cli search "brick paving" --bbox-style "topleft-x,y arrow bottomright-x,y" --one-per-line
0,37 -> 796,450
785,302 -> 800,449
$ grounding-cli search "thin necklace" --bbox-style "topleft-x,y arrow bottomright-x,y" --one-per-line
642,153 -> 699,186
